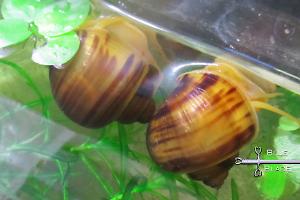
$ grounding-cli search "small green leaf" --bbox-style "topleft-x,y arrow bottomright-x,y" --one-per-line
1,0 -> 54,22
31,31 -> 80,67
279,116 -> 300,131
0,19 -> 31,48
34,0 -> 90,37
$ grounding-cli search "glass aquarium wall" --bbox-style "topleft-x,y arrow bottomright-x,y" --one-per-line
0,0 -> 300,200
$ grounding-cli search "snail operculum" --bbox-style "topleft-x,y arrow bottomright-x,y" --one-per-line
50,17 -> 162,128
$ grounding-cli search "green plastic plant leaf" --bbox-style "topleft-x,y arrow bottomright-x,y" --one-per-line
1,0 -> 54,22
231,179 -> 239,200
31,31 -> 80,67
0,19 -> 31,48
34,0 -> 90,37
279,116 -> 300,131
256,154 -> 287,200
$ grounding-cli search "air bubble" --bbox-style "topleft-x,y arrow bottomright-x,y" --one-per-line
284,29 -> 291,34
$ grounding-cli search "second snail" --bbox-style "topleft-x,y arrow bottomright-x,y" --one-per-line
147,58 -> 300,188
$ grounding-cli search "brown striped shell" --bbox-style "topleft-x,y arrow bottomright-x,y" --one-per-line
147,61 -> 268,188
50,17 -> 161,128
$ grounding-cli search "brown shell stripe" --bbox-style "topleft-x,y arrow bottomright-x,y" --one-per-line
153,124 -> 255,172
50,30 -> 88,94
149,74 -> 219,137
149,73 -> 256,168
152,73 -> 219,120
51,33 -> 115,120
149,73 -> 253,141
150,91 -> 254,151
90,61 -> 147,123
68,50 -> 116,120
154,127 -> 255,171
118,65 -> 160,122
149,87 -> 238,135
149,73 -> 220,144
149,99 -> 251,148
82,54 -> 146,125
52,31 -> 108,110
150,114 -> 255,162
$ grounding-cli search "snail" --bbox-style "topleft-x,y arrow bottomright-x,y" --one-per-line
50,17 -> 161,128
147,59 -> 300,188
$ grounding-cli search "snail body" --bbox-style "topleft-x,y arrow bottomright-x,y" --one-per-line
147,61 -> 287,187
50,17 -> 161,128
